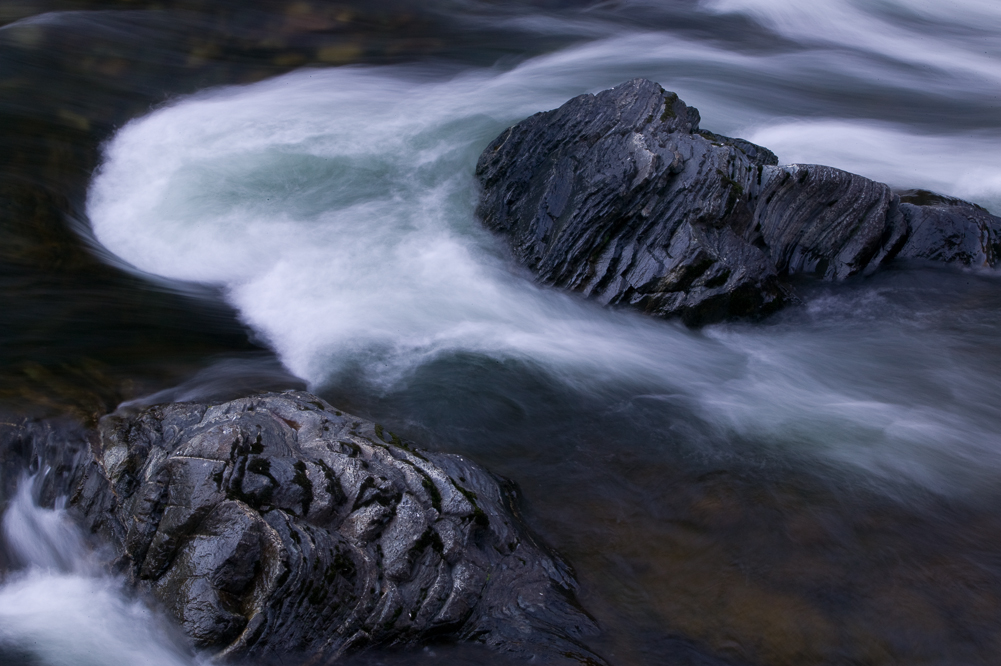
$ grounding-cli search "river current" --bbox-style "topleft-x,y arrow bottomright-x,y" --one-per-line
2,1 -> 1001,665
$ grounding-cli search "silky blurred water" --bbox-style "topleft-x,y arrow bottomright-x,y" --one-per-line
4,1 -> 1001,665
86,19 -> 1001,493
0,477 -> 200,666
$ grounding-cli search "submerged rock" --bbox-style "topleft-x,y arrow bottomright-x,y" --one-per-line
6,392 -> 601,663
475,79 -> 1001,324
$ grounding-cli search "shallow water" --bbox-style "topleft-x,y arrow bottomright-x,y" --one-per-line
3,1 -> 1001,664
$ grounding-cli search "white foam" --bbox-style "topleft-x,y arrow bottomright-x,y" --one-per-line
2,477 -> 90,574
0,572 -> 197,666
0,478 -> 198,666
85,37 -> 1001,492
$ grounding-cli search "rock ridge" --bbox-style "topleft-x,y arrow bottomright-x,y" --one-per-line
1,392 -> 602,664
475,78 -> 1001,324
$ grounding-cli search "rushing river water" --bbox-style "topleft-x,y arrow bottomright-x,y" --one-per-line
3,1 -> 1001,665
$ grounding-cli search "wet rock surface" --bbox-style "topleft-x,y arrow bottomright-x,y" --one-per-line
2,393 -> 601,663
896,190 -> 1001,266
475,79 -> 1001,324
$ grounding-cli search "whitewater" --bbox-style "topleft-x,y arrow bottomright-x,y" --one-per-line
84,0 -> 1001,492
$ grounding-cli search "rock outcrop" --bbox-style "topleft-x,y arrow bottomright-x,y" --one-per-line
475,79 -> 1001,324
2,392 -> 600,664
896,190 -> 1001,266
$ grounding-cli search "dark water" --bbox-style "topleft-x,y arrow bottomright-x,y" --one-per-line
2,1 -> 1001,665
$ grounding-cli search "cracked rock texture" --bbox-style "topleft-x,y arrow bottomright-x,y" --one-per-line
475,78 -> 1001,324
4,392 -> 600,663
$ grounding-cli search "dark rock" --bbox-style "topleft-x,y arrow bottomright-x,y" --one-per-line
751,164 -> 909,279
5,393 -> 601,663
476,78 -> 785,325
896,190 -> 1001,266
697,130 -> 779,167
476,79 -> 1001,324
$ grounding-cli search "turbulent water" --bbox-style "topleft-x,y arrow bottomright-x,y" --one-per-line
0,477 -> 199,666
5,0 -> 1001,664
86,1 -> 1001,491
